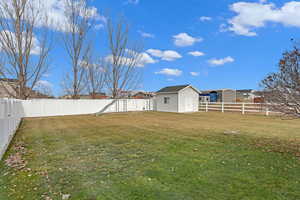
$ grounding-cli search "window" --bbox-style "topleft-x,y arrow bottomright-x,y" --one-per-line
164,97 -> 170,104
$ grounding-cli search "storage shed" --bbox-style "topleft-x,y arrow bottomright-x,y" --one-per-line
155,85 -> 200,113
200,89 -> 236,103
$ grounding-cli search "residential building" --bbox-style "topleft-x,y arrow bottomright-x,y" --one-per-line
200,89 -> 236,103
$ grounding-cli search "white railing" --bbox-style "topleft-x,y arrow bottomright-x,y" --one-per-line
0,99 -> 23,160
0,98 -> 153,160
199,102 -> 279,116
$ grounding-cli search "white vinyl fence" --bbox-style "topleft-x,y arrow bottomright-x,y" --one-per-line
199,102 -> 279,116
21,99 -> 153,117
0,99 -> 23,159
0,98 -> 153,160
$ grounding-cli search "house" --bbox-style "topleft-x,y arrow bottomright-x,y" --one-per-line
252,91 -> 265,103
0,78 -> 53,99
0,78 -> 18,98
236,89 -> 265,103
111,90 -> 155,99
119,90 -> 134,98
200,89 -> 236,103
132,92 -> 155,99
60,93 -> 108,99
79,93 -> 108,99
236,89 -> 256,102
155,85 -> 200,113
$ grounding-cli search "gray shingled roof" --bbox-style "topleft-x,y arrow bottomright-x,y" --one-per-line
156,85 -> 190,93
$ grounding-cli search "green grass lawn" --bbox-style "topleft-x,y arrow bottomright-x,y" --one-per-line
1,112 -> 300,200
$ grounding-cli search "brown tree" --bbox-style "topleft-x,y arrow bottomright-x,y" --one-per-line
61,0 -> 94,99
261,46 -> 300,117
83,58 -> 106,99
105,18 -> 143,98
0,0 -> 51,99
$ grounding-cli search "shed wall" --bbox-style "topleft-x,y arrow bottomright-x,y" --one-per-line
155,93 -> 178,112
178,87 -> 199,112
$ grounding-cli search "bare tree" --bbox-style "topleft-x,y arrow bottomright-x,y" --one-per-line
261,45 -> 300,118
34,80 -> 53,97
61,0 -> 94,99
83,57 -> 106,99
0,0 -> 51,99
105,18 -> 143,98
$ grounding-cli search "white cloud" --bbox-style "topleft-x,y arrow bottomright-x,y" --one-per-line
29,37 -> 41,55
190,72 -> 199,76
146,49 -> 182,61
127,0 -> 139,4
138,52 -> 157,67
138,30 -> 155,38
34,80 -> 53,95
155,68 -> 182,76
105,50 -> 157,67
188,51 -> 205,57
95,24 -> 104,30
219,23 -> 227,33
208,56 -> 235,66
36,80 -> 53,88
43,73 -> 51,78
226,1 -> 300,36
0,0 -> 106,32
200,16 -> 212,21
173,33 -> 203,47
259,0 -> 268,3
0,30 -> 41,55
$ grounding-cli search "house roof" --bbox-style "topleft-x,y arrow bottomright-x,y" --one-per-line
236,89 -> 253,93
157,85 -> 200,94
201,89 -> 236,94
0,78 -> 18,82
132,92 -> 155,96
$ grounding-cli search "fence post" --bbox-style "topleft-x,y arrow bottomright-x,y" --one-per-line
205,102 -> 208,112
221,102 -> 224,113
116,99 -> 119,112
242,103 -> 245,115
266,106 -> 269,116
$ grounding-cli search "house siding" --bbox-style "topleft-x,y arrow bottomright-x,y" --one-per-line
222,90 -> 236,103
0,81 -> 17,98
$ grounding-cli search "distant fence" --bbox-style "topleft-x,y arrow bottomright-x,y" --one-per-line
199,102 -> 280,116
0,98 -> 153,160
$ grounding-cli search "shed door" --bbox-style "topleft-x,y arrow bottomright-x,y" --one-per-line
185,96 -> 194,112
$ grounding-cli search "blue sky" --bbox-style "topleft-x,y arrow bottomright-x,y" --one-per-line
40,0 -> 300,95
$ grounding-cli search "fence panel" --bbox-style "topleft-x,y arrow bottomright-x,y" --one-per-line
199,102 -> 278,116
20,99 -> 154,118
0,99 -> 23,160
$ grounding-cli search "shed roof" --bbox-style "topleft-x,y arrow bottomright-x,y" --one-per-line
156,85 -> 189,93
156,85 -> 200,94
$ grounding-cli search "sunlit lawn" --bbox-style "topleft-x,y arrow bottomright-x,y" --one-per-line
1,112 -> 300,200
